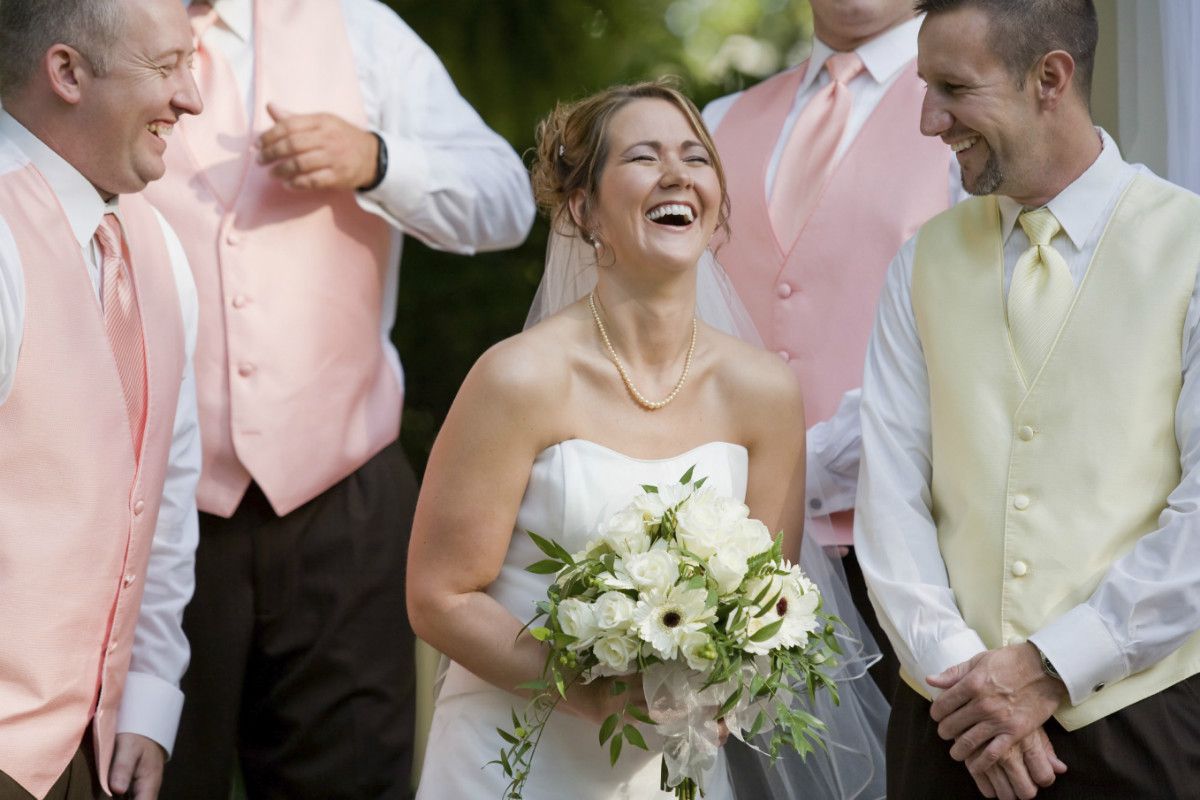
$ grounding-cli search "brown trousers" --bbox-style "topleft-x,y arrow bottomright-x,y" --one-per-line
0,738 -> 106,800
161,438 -> 418,800
888,676 -> 1200,799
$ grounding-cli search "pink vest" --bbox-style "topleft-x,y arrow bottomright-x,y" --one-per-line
714,60 -> 951,544
0,167 -> 184,799
144,0 -> 399,517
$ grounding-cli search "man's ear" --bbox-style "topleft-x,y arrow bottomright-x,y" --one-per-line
44,44 -> 89,105
1033,50 -> 1076,111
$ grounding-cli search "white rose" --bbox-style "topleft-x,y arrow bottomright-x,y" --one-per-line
597,508 -> 652,557
622,546 -> 681,594
680,629 -> 716,673
656,482 -> 693,509
733,518 -> 773,559
675,490 -> 726,559
593,591 -> 637,632
712,493 -> 750,527
557,598 -> 600,651
707,548 -> 750,596
631,492 -> 669,523
593,634 -> 640,675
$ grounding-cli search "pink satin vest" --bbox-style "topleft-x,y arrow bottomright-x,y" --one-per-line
144,0 -> 399,517
714,60 -> 951,545
0,167 -> 184,799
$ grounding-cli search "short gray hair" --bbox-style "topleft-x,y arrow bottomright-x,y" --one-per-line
0,0 -> 126,98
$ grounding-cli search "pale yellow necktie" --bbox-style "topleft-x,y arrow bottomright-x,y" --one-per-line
1007,207 -> 1074,380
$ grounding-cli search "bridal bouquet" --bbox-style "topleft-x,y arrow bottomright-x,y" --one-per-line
493,467 -> 841,799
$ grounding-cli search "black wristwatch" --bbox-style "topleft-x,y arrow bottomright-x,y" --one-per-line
358,132 -> 388,192
1032,643 -> 1062,681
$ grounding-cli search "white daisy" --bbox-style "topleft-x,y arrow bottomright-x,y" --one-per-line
632,584 -> 716,660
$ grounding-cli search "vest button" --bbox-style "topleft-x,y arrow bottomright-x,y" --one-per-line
133,499 -> 145,516
1007,635 -> 1026,645
778,350 -> 791,363
777,283 -> 793,299
1011,560 -> 1029,577
238,362 -> 257,378
232,295 -> 249,309
1018,426 -> 1035,441
1013,494 -> 1030,511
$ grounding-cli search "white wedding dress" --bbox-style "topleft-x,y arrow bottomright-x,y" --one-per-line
416,439 -> 743,800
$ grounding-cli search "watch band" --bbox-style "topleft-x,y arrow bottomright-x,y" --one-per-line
1034,644 -> 1062,681
358,132 -> 388,192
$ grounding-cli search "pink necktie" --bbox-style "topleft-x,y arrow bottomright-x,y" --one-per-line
188,1 -> 248,205
95,214 -> 147,456
769,52 -> 866,250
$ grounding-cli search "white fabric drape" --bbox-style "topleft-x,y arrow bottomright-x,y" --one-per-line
1160,0 -> 1200,193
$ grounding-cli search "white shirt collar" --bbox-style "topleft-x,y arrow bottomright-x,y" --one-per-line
800,14 -> 922,93
998,128 -> 1132,251
0,111 -> 113,248
187,0 -> 252,43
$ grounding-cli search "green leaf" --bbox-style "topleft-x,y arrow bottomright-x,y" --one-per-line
750,617 -> 785,643
623,724 -> 649,750
679,465 -> 696,485
610,680 -> 628,696
626,705 -> 655,725
641,484 -> 659,494
526,530 -> 574,565
609,731 -> 624,765
553,669 -> 566,698
693,476 -> 707,491
511,709 -> 521,729
526,559 -> 563,574
497,727 -> 520,745
599,713 -> 619,745
753,588 -> 783,618
717,685 -> 743,718
530,627 -> 552,641
516,679 -> 549,692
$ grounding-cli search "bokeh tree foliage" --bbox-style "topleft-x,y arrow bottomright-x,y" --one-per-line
389,0 -> 813,472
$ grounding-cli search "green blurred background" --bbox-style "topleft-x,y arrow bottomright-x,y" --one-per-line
390,0 -> 816,474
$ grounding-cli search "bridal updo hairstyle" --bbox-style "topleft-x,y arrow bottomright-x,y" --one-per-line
531,79 -> 731,246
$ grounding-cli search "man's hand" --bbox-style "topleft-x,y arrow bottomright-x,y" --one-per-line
257,103 -> 378,191
969,727 -> 1068,800
927,643 -> 1068,771
109,733 -> 166,800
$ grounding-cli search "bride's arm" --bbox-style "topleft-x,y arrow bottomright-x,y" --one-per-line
734,348 -> 807,562
406,336 -> 621,723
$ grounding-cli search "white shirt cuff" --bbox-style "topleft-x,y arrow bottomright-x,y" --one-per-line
1030,604 -> 1127,705
917,629 -> 989,696
358,131 -> 429,221
115,671 -> 185,756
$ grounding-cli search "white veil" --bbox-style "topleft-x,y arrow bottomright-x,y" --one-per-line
527,222 -> 888,799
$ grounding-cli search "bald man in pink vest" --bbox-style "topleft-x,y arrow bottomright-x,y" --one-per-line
146,2 -> 535,798
704,0 -> 965,704
0,1 -> 204,799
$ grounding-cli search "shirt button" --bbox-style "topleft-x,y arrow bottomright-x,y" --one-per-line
1011,560 -> 1029,577
238,362 -> 256,378
777,283 -> 793,299
1018,426 -> 1035,441
1013,494 -> 1030,511
778,350 -> 790,363
232,295 -> 249,309
809,498 -> 823,512
133,500 -> 145,516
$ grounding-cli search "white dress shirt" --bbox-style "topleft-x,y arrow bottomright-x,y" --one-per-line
856,129 -> 1200,706
703,17 -> 968,518
0,112 -> 200,753
189,0 -> 535,388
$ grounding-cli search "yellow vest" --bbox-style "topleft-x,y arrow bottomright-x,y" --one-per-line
909,174 -> 1200,730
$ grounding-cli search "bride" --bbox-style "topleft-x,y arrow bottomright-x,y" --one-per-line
407,81 -> 807,799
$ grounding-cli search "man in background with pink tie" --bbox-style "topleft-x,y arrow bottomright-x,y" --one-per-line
703,0 -> 965,704
148,1 -> 535,798
0,0 -> 203,798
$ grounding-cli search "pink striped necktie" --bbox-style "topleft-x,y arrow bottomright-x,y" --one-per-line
769,51 -> 866,250
188,0 -> 249,205
95,213 -> 147,456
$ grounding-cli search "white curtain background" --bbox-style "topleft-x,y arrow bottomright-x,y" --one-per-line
1160,0 -> 1200,194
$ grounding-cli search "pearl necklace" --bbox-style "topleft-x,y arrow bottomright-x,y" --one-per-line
588,291 -> 697,411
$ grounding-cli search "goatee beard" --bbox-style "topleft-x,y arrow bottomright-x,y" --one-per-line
963,149 -> 1004,196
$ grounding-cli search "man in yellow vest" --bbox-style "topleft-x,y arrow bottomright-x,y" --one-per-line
856,0 -> 1200,798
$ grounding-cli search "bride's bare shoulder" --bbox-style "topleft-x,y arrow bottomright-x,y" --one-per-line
466,308 -> 586,403
704,326 -> 804,419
